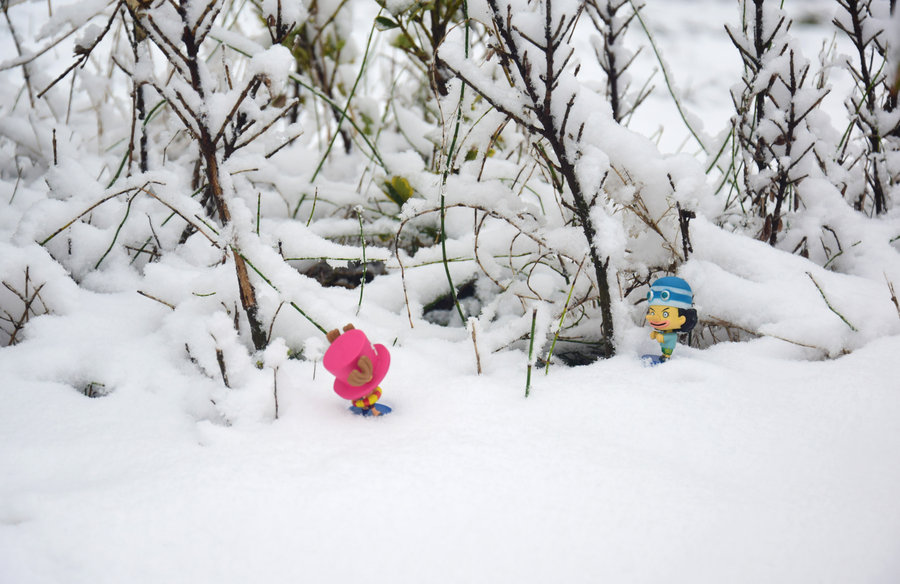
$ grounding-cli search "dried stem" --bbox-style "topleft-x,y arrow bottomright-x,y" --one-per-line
136,290 -> 176,310
272,366 -> 280,419
887,275 -> 900,320
1,268 -> 49,346
525,308 -> 537,397
468,318 -> 483,375
807,272 -> 858,332
2,0 -> 35,107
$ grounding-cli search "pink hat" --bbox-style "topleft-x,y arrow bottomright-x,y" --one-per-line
322,328 -> 391,400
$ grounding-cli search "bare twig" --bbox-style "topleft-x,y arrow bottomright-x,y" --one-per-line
1,267 -> 51,346
213,75 -> 263,145
230,98 -> 301,155
136,290 -> 175,310
238,253 -> 328,335
267,301 -> 285,343
138,185 -> 221,246
0,14 -> 82,71
468,317 -> 483,375
701,315 -> 826,352
525,308 -> 537,397
36,1 -> 121,98
2,0 -> 35,106
40,184 -> 146,245
886,274 -> 900,320
807,272 -> 858,332
272,365 -> 280,419
544,254 -> 586,373
211,335 -> 230,388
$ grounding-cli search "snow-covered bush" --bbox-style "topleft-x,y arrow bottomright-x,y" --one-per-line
1,0 -> 899,403
375,0 -> 467,98
585,0 -> 650,125
833,0 -> 900,215
268,0 -> 358,154
0,1 -> 360,366
726,0 -> 829,246
424,0 -> 724,362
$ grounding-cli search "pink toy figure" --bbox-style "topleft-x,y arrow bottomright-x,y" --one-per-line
323,324 -> 391,416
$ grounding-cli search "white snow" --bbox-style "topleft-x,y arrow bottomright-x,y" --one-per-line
1,289 -> 899,582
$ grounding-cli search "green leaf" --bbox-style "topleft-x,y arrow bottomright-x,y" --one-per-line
391,31 -> 418,53
375,16 -> 400,30
382,176 -> 415,207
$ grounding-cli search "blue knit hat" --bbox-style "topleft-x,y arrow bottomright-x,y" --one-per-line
647,277 -> 693,310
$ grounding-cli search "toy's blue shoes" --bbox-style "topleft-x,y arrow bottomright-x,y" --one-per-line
641,354 -> 667,366
349,403 -> 393,416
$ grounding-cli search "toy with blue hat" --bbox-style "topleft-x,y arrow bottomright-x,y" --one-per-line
642,276 -> 697,364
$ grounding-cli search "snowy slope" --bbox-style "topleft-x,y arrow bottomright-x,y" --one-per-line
1,287 -> 899,583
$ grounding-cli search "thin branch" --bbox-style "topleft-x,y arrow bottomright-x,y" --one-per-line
3,1 -> 35,105
143,12 -> 191,73
213,74 -> 263,145
887,274 -> 900,320
442,61 -> 542,134
41,0 -> 121,98
0,13 -> 83,71
807,272 -> 858,331
702,316 -> 826,351
191,0 -> 223,43
137,290 -> 176,309
231,98 -> 301,153
40,184 -> 146,245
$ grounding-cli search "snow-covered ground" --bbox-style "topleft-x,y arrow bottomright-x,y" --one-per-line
2,0 -> 899,583
2,283 -> 899,583
2,271 -> 899,583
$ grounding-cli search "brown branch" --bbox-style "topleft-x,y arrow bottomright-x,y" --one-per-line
702,315 -> 829,352
40,184 -> 148,245
2,2 -> 35,106
191,0 -> 223,42
2,269 -> 48,346
442,61 -> 542,135
272,365 -> 279,419
36,1 -> 122,97
213,74 -> 263,145
136,290 -> 175,309
214,344 -> 230,387
0,16 -> 81,71
887,274 -> 900,320
137,185 -> 220,246
143,12 -> 191,74
231,98 -> 301,154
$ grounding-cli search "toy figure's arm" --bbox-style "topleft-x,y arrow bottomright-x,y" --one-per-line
347,356 -> 374,386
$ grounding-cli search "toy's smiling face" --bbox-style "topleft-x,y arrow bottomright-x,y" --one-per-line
646,305 -> 686,332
